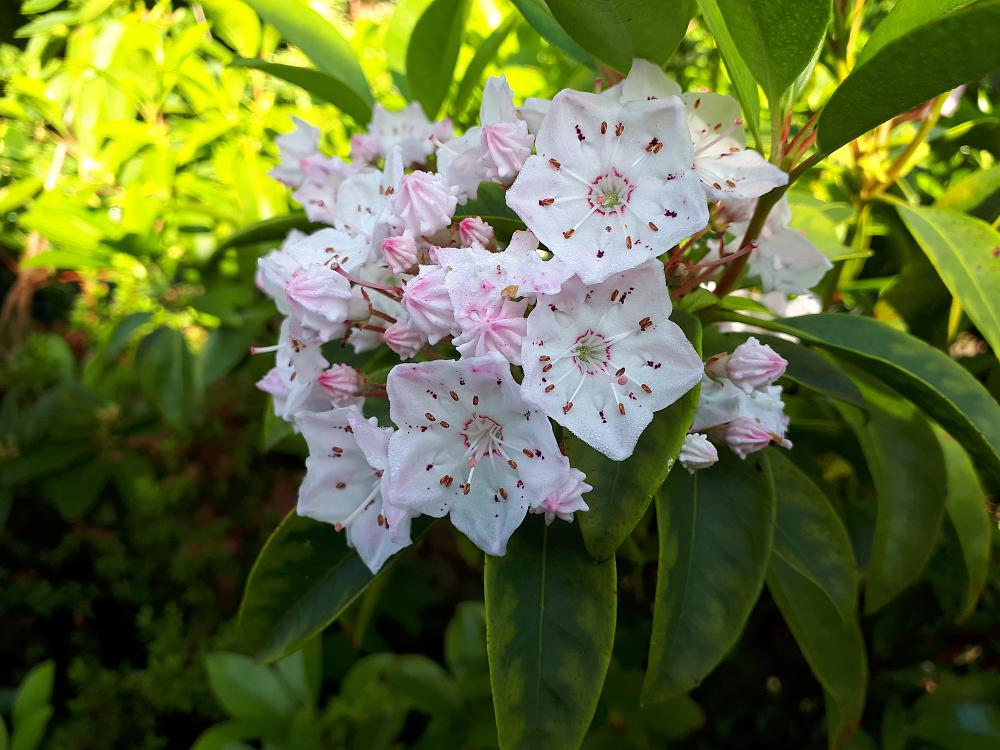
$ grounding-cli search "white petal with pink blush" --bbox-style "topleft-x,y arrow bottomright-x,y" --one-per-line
385,353 -> 565,556
296,406 -> 412,574
506,90 -> 708,284
520,260 -> 703,461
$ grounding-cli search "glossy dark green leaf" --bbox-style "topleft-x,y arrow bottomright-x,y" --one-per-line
769,313 -> 1000,488
485,517 -> 616,750
642,450 -> 774,703
508,0 -> 595,67
571,312 -> 701,561
217,212 -> 318,252
838,374 -> 948,614
935,427 -> 991,621
204,652 -> 298,721
406,0 -> 471,119
452,14 -> 518,117
703,329 -> 864,408
896,202 -> 1000,355
697,0 -> 761,147
714,0 -> 830,103
239,512 -> 433,662
545,0 -> 694,72
767,554 -> 867,750
231,58 -> 372,124
243,0 -> 372,108
817,0 -> 1000,154
769,451 -> 859,624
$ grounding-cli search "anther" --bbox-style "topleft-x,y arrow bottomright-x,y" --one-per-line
539,197 -> 555,206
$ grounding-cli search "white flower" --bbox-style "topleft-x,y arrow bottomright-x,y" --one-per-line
530,462 -> 591,524
296,406 -> 412,573
452,297 -> 529,364
254,319 -> 330,423
690,375 -> 792,458
350,133 -> 380,164
380,232 -> 419,274
519,260 -> 703,460
291,156 -> 355,225
506,89 -> 708,284
368,103 -> 441,167
384,313 -> 428,359
257,228 -> 369,341
678,433 -> 719,473
390,171 -> 458,236
334,147 -> 404,246
437,129 -> 487,204
317,364 -> 363,407
270,117 -> 321,187
520,97 -> 550,135
749,228 -> 833,295
617,59 -> 787,201
386,353 -> 566,555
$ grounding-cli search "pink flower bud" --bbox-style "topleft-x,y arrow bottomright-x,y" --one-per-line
317,364 -> 361,406
350,133 -> 380,164
459,217 -> 495,249
432,117 -> 454,144
384,316 -> 427,359
392,171 -> 458,236
401,265 -> 456,344
531,465 -> 591,524
381,233 -> 419,274
679,433 -> 718,473
718,417 -> 791,459
726,337 -> 787,393
480,120 -> 533,184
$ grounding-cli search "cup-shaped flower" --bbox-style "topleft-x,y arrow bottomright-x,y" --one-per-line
748,228 -> 833,295
270,117 -> 320,187
385,353 -> 566,555
296,406 -> 411,573
368,103 -> 439,167
678,432 -> 719,473
506,90 -> 708,284
520,260 -> 703,460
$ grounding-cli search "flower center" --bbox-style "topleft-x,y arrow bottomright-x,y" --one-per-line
588,169 -> 634,215
461,414 -> 505,459
572,329 -> 613,375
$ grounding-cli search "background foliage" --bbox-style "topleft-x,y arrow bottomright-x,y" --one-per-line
1,1 -> 998,749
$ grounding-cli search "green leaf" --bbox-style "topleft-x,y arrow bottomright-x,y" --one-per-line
200,0 -> 262,57
759,313 -> 1000,488
767,555 -> 867,750
896,203 -> 1000,356
838,373 -> 948,614
104,311 -> 153,359
204,653 -> 298,721
545,0 -> 694,72
697,0 -> 761,147
217,212 -> 318,252
135,327 -> 200,428
936,165 -> 1000,212
0,177 -> 42,214
769,451 -> 859,624
190,720 -> 262,750
935,427 -> 992,621
0,716 -> 7,750
452,13 -> 518,117
10,707 -> 52,750
485,517 -> 616,750
242,0 -> 372,108
238,512 -> 432,662
21,0 -> 66,12
817,0 -> 1000,154
12,661 -> 54,729
642,450 -> 774,703
386,0 -> 434,80
571,311 -> 701,561
508,0 -> 595,67
406,0 -> 471,119
231,59 -> 372,124
714,0 -> 830,104
275,637 -> 322,708
444,601 -> 490,697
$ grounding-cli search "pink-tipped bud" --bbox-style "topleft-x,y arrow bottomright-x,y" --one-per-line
678,433 -> 718,473
401,265 -> 456,344
459,217 -> 495,249
530,467 -> 591,525
480,120 -> 533,185
350,133 -> 380,164
317,364 -> 361,406
384,316 -> 428,359
381,233 -> 419,274
726,337 -> 787,393
392,171 -> 458,236
717,417 -> 791,459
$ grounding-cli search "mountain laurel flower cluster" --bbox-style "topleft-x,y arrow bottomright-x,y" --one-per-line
254,60 -> 816,573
